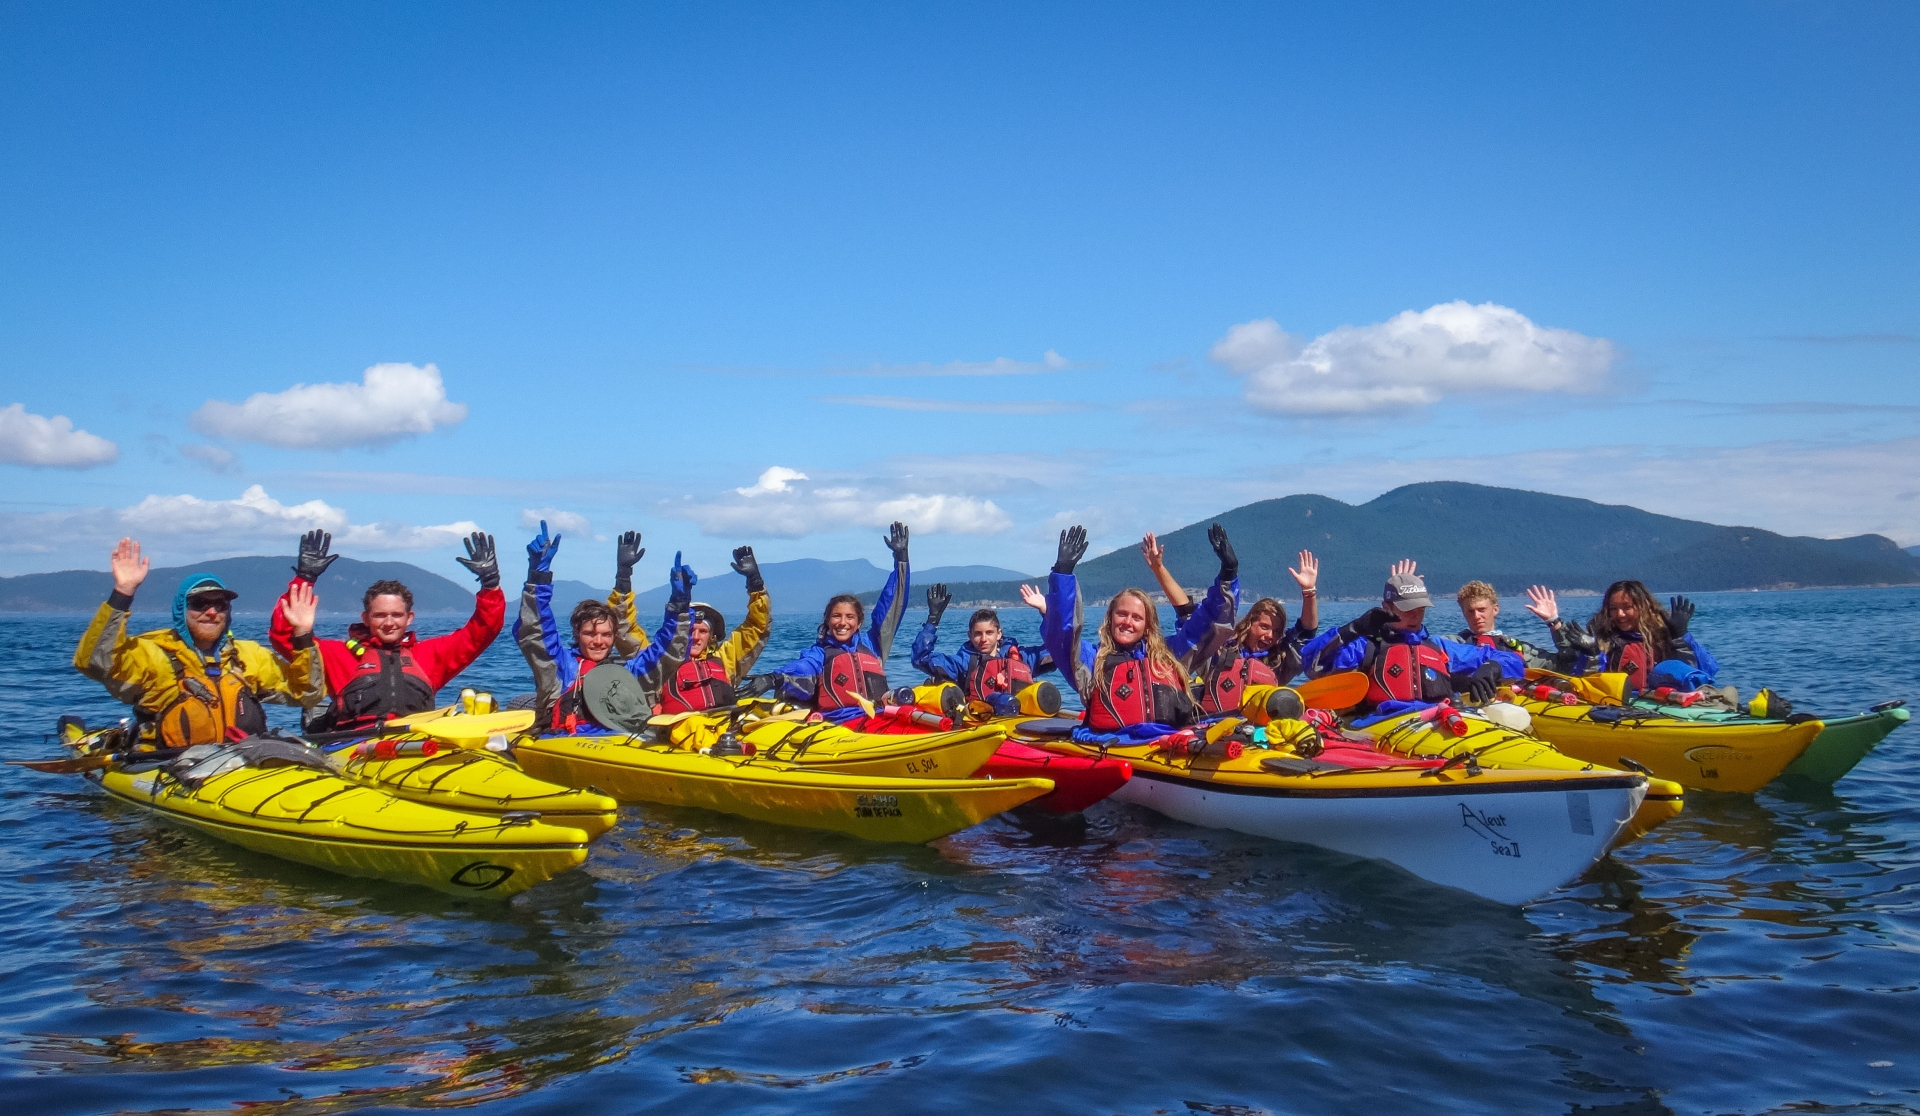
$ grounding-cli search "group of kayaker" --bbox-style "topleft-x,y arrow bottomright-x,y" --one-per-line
71,520 -> 1715,749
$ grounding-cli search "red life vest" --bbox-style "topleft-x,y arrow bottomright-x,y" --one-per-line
1084,651 -> 1189,731
1467,632 -> 1498,648
659,655 -> 736,715
817,643 -> 890,711
963,642 -> 1035,702
335,633 -> 437,729
1200,650 -> 1279,716
1608,638 -> 1654,692
1362,638 -> 1454,706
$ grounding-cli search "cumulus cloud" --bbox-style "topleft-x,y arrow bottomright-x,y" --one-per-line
1212,302 -> 1618,415
736,466 -> 809,496
0,403 -> 118,468
677,467 -> 1012,539
191,363 -> 469,449
519,507 -> 593,536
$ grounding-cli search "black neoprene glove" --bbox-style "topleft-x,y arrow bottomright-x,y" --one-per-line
926,583 -> 951,625
731,545 -> 765,595
1341,608 -> 1393,641
884,521 -> 910,564
1208,523 -> 1237,583
737,673 -> 781,698
294,529 -> 339,584
1553,617 -> 1598,655
1054,526 -> 1088,575
457,532 -> 500,590
1666,596 -> 1694,638
614,531 -> 644,593
1450,661 -> 1504,705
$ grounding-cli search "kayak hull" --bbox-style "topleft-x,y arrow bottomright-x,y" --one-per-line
972,740 -> 1132,814
513,734 -> 1052,843
1779,707 -> 1910,784
1110,766 -> 1644,905
1360,706 -> 1684,845
1513,695 -> 1820,793
93,764 -> 590,899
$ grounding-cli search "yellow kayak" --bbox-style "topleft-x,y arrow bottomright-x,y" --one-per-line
735,719 -> 1008,780
1504,690 -> 1820,793
92,758 -> 590,899
1028,731 -> 1649,905
1357,705 -> 1685,843
336,743 -> 619,839
513,732 -> 1052,843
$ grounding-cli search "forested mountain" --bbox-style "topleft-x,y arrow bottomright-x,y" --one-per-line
884,482 -> 1920,607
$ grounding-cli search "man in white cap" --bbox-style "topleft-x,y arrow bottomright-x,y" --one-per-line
1299,561 -> 1524,711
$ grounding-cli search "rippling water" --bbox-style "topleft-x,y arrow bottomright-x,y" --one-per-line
3,588 -> 1916,1114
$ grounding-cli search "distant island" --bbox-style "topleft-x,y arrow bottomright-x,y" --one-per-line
863,482 -> 1920,608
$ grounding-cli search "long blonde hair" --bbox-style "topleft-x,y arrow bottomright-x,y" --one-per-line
1092,587 -> 1184,684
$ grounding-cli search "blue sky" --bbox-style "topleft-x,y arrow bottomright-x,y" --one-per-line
2,2 -> 1916,587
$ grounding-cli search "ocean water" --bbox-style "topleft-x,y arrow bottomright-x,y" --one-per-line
1,587 -> 1916,1115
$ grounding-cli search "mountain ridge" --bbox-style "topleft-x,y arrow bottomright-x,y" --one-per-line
861,482 -> 1920,608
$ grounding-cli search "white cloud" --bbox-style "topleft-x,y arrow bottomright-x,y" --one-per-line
519,507 -> 593,536
818,395 -> 1090,415
0,484 -> 478,557
677,468 -> 1013,539
191,363 -> 469,449
0,403 -> 118,468
736,466 -> 809,496
1212,302 -> 1618,415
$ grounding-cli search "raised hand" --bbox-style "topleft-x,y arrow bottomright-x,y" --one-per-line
1140,533 -> 1166,571
458,532 -> 501,589
614,530 -> 644,592
526,521 -> 562,580
295,529 -> 338,583
926,583 -> 951,625
1390,558 -> 1418,578
110,537 -> 150,597
1524,585 -> 1559,623
1288,550 -> 1319,593
1666,595 -> 1695,637
731,545 -> 765,594
1208,523 -> 1238,581
884,521 -> 910,561
668,552 -> 697,606
1054,526 -> 1088,575
1019,583 -> 1048,615
282,579 -> 318,637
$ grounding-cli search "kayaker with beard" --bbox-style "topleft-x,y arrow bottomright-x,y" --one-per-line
1039,524 -> 1236,738
649,546 -> 772,714
765,522 -> 911,723
1301,563 -> 1523,712
910,585 -> 1055,704
1571,580 -> 1718,694
1192,549 -> 1321,715
76,537 -> 324,747
270,529 -> 505,732
515,522 -> 688,733
1453,580 -> 1593,671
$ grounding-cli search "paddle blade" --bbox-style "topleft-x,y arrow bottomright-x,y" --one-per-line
1295,672 -> 1370,711
9,754 -> 113,774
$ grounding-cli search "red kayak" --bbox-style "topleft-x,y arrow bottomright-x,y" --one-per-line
973,741 -> 1131,814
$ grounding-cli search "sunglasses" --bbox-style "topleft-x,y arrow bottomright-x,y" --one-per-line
186,595 -> 232,614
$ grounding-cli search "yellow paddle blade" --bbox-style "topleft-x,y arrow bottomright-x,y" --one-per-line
1523,668 -> 1627,706
1294,672 -> 1370,711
